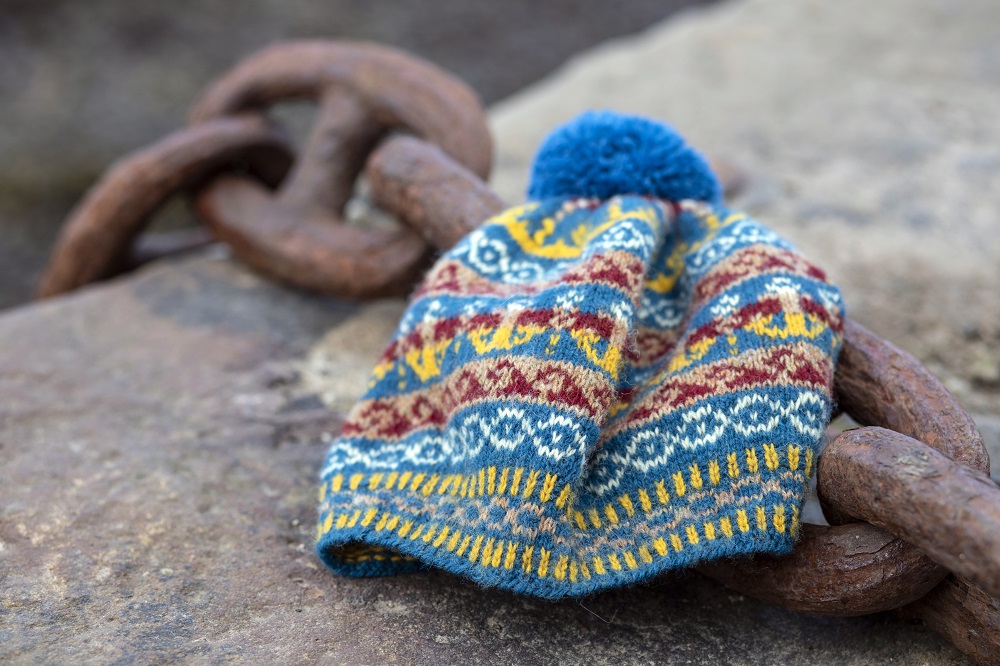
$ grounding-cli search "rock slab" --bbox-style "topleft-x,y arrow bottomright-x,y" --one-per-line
0,257 -> 971,664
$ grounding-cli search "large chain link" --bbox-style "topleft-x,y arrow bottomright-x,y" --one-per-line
37,40 -> 1000,666
189,41 -> 492,298
38,40 -> 491,299
36,115 -> 293,298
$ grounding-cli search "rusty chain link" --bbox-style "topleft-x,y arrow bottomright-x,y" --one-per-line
189,41 -> 492,298
38,40 -> 492,300
37,40 -> 1000,665
37,115 -> 294,298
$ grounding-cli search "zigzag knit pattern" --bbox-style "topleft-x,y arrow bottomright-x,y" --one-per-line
315,194 -> 845,597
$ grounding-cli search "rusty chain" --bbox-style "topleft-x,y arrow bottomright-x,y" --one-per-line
36,115 -> 294,298
37,40 -> 1000,665
189,41 -> 492,298
38,40 -> 492,300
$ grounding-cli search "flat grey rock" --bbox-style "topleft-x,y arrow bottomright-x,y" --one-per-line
0,257 -> 971,664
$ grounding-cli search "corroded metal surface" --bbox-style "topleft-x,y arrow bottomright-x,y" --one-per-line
191,40 -> 492,298
834,319 -> 990,473
189,40 -> 492,180
902,576 -> 1000,666
819,427 -> 1000,599
366,136 -> 745,251
367,136 -> 507,249
192,93 -> 431,299
39,40 -> 494,301
696,522 -> 945,617
36,116 -> 293,298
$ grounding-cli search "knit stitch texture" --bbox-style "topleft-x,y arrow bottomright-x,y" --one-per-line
315,114 -> 844,598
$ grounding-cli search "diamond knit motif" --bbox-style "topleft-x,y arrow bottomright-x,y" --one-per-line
315,193 -> 844,598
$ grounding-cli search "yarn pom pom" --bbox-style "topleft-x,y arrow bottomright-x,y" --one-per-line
526,110 -> 721,203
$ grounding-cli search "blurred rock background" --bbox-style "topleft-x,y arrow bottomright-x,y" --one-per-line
0,0 -> 712,310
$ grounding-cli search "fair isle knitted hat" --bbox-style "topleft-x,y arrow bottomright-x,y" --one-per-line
315,111 -> 844,598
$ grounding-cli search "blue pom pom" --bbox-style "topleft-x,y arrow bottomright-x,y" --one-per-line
526,110 -> 721,203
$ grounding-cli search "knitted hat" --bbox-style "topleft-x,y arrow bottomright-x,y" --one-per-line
315,111 -> 844,597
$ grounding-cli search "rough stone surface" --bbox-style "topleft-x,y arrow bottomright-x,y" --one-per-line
0,256 -> 973,664
490,0 -> 1000,421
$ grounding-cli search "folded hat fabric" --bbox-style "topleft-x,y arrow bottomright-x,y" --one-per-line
315,111 -> 844,598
